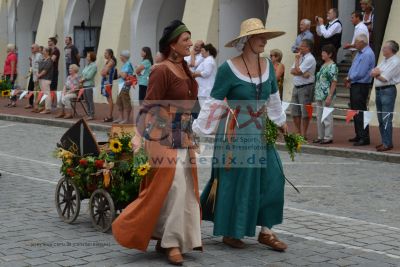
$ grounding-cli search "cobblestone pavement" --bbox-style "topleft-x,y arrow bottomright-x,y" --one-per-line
0,121 -> 399,267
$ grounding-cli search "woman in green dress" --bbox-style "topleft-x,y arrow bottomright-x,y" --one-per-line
313,44 -> 338,144
193,18 -> 288,251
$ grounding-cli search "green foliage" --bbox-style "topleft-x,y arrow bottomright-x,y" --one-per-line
264,117 -> 306,161
55,134 -> 150,207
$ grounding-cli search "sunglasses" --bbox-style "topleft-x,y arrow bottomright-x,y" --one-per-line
270,54 -> 276,57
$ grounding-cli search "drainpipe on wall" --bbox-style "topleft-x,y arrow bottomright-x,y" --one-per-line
14,0 -> 17,46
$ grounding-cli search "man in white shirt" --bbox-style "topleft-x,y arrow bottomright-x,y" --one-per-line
344,11 -> 369,50
316,8 -> 343,53
370,40 -> 400,152
184,40 -> 204,72
25,43 -> 43,109
290,39 -> 317,139
192,43 -> 218,108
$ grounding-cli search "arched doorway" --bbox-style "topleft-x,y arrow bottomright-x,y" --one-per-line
10,0 -> 43,86
218,0 -> 268,63
131,0 -> 186,99
131,0 -> 186,64
64,0 -> 106,68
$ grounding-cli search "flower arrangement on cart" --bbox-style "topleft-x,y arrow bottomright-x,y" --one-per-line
54,120 -> 150,232
0,76 -> 13,97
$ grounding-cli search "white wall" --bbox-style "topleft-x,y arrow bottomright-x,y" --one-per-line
131,0 -> 163,66
0,0 -> 10,69
10,0 -> 43,87
156,0 -> 186,47
131,0 -> 186,65
64,0 -> 105,36
218,0 -> 268,64
266,0 -> 298,102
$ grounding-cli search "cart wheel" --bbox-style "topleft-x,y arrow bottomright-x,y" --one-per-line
55,177 -> 81,223
89,189 -> 115,232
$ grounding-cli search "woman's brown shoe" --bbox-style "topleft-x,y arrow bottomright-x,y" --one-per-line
222,237 -> 245,249
167,248 -> 183,266
63,113 -> 73,119
258,232 -> 287,252
55,112 -> 65,118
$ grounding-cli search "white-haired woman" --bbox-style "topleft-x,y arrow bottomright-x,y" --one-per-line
114,50 -> 134,124
360,0 -> 374,48
193,18 -> 289,251
55,64 -> 81,119
3,44 -> 18,107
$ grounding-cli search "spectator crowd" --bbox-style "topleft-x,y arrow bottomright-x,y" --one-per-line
1,0 -> 400,152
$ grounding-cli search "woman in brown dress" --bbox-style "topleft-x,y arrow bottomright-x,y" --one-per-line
112,20 -> 201,266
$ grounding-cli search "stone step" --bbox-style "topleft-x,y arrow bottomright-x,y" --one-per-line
333,114 -> 348,121
339,66 -> 351,73
336,92 -> 349,98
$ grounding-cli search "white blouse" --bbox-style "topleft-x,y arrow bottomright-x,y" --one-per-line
192,59 -> 286,136
196,56 -> 217,97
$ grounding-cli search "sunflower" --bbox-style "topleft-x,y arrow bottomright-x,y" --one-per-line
1,90 -> 10,97
109,139 -> 123,153
137,162 -> 151,176
128,141 -> 132,150
296,143 -> 302,152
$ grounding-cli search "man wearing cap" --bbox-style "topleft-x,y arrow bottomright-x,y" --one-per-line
290,39 -> 316,140
371,40 -> 400,152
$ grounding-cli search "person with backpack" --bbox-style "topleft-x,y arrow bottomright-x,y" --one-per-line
101,48 -> 117,122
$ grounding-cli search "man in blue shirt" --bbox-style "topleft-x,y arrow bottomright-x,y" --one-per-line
345,34 -> 375,146
291,19 -> 314,53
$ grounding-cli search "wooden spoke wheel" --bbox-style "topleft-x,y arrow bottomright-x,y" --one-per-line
55,177 -> 81,223
89,189 -> 116,232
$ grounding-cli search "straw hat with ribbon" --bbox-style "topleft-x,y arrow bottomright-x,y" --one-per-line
225,18 -> 285,48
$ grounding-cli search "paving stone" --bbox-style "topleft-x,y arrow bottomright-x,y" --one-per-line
363,243 -> 397,251
23,258 -> 51,266
0,254 -> 27,262
57,259 -> 88,266
0,261 -> 31,267
307,255 -> 331,263
2,121 -> 400,267
22,250 -> 51,258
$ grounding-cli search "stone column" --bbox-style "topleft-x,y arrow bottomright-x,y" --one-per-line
265,0 -> 298,102
94,0 -> 134,103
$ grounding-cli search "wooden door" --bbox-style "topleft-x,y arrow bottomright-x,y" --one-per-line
298,0 -> 335,57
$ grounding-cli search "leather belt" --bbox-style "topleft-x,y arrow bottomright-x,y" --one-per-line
295,83 -> 313,89
376,85 -> 396,91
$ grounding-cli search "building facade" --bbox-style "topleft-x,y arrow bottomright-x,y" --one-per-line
0,0 -> 398,125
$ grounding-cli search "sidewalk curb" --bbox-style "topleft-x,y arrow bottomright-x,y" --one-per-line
199,136 -> 400,164
2,114 -> 399,163
274,143 -> 400,164
0,114 -> 111,132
